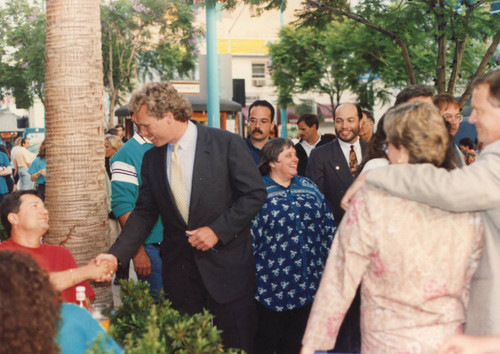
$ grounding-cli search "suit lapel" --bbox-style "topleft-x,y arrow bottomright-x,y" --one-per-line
328,140 -> 354,186
156,144 -> 171,202
189,123 -> 211,224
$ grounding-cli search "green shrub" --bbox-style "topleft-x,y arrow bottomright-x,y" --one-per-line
107,280 -> 242,354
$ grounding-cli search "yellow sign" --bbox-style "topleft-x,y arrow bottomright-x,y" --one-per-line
218,39 -> 270,55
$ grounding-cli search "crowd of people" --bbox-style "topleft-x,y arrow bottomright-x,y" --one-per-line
0,69 -> 499,353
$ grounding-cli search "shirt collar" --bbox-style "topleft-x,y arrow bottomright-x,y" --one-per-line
337,136 -> 360,149
174,120 -> 197,151
132,132 -> 152,145
245,137 -> 262,152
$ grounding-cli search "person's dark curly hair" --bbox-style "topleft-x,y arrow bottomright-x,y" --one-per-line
128,81 -> 193,122
355,114 -> 388,177
0,251 -> 61,354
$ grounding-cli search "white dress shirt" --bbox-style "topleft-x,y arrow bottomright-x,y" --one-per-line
300,134 -> 321,157
337,137 -> 362,165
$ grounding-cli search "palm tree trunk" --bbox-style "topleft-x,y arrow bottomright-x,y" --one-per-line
45,0 -> 111,304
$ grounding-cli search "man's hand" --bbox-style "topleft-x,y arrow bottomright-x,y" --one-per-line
95,253 -> 118,268
133,245 -> 151,277
94,253 -> 118,281
340,172 -> 368,210
87,258 -> 116,282
186,226 -> 219,252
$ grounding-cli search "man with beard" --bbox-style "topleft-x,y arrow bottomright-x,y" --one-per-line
305,102 -> 367,353
306,103 -> 368,222
245,100 -> 275,164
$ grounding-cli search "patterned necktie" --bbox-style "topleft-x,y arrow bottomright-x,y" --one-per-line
170,144 -> 189,223
349,145 -> 358,176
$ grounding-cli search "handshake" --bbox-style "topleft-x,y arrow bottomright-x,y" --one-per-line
86,253 -> 119,283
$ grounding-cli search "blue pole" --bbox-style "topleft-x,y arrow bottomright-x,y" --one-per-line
280,108 -> 288,138
206,0 -> 220,128
279,1 -> 287,138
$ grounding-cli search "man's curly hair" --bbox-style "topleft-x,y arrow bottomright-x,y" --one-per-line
128,81 -> 192,122
0,251 -> 61,354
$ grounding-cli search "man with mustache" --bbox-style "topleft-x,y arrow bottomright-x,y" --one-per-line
305,102 -> 368,353
245,100 -> 275,164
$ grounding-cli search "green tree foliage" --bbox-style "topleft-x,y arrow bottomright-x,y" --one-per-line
0,0 -> 46,108
105,280 -> 242,354
294,0 -> 500,106
0,0 -> 202,118
101,0 -> 203,121
256,0 -> 499,107
268,23 -> 392,110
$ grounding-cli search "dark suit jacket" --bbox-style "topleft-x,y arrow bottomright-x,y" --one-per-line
295,135 -> 333,176
109,122 -> 267,304
306,139 -> 368,223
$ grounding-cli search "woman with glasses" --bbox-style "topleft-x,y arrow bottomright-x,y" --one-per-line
301,101 -> 484,353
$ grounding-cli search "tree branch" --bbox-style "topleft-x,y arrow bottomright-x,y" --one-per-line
467,0 -> 487,12
459,32 -> 500,108
435,0 -> 447,92
321,4 -> 417,84
447,37 -> 468,93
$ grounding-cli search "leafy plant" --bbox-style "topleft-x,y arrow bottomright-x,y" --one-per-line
107,280 -> 242,353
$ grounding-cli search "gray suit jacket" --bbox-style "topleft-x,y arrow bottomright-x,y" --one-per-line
367,140 -> 500,335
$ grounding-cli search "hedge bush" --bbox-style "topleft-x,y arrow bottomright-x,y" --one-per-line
97,280 -> 243,354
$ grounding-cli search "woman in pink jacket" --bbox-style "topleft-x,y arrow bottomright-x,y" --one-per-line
301,101 -> 484,353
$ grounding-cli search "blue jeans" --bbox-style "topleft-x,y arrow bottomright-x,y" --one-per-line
18,167 -> 33,190
137,243 -> 163,295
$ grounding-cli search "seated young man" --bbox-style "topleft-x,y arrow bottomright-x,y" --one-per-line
0,190 -> 115,303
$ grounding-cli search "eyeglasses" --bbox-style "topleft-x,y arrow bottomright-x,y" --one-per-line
381,141 -> 389,155
249,118 -> 271,125
442,114 -> 463,123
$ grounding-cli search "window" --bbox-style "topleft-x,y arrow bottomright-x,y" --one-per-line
252,63 -> 266,78
252,63 -> 266,87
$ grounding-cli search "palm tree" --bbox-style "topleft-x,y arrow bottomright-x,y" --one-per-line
44,0 -> 111,303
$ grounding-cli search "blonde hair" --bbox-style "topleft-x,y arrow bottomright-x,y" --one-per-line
384,101 -> 449,167
105,134 -> 123,152
128,81 -> 192,122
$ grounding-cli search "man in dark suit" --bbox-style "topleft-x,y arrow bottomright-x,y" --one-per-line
98,82 -> 267,353
306,103 -> 368,223
305,102 -> 367,353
